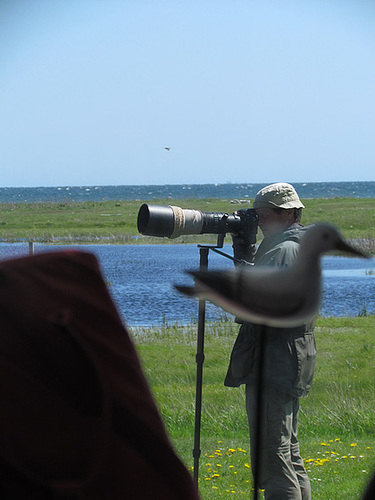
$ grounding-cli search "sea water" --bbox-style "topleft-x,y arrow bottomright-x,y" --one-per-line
0,181 -> 374,203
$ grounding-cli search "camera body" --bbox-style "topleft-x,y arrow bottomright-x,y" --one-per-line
137,204 -> 258,245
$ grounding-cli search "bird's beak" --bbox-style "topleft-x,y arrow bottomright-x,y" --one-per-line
336,239 -> 369,258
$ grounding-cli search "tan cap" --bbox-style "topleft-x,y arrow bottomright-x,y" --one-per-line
253,182 -> 305,209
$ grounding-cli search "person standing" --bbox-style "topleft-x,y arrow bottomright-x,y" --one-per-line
225,182 -> 317,500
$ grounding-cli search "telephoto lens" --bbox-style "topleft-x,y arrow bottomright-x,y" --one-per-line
137,204 -> 257,239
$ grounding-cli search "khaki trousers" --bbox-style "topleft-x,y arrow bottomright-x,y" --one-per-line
246,385 -> 311,500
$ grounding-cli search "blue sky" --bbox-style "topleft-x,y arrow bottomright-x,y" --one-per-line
1,0 -> 374,187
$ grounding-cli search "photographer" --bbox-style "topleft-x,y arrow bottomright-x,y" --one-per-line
225,183 -> 316,500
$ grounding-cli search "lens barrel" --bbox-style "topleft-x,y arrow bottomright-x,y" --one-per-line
137,204 -> 175,238
137,203 -> 251,239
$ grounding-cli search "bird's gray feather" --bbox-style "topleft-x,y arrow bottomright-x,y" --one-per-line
175,224 -> 368,327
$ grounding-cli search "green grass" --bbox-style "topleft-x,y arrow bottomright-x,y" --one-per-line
0,198 -> 374,252
131,316 -> 375,499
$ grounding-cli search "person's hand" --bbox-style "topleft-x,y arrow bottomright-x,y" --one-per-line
232,232 -> 257,265
231,232 -> 248,246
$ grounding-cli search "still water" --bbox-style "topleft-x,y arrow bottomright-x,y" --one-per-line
0,243 -> 374,327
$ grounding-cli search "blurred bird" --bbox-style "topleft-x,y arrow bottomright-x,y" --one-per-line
164,147 -> 171,151
175,223 -> 369,327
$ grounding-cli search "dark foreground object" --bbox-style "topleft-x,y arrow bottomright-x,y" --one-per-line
0,251 -> 199,499
363,474 -> 375,499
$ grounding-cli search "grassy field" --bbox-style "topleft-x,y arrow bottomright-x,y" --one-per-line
0,197 -> 374,252
1,197 -> 373,496
131,316 -> 375,499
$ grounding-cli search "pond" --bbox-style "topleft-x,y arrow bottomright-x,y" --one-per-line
0,243 -> 374,327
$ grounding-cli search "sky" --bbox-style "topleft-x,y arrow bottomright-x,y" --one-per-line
1,0 -> 374,187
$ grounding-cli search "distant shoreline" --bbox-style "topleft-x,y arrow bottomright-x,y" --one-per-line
1,180 -> 373,188
1,181 -> 373,204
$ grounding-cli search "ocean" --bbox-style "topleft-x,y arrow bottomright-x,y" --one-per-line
0,181 -> 374,203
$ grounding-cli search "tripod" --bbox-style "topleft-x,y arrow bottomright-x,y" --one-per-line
192,233 -> 230,485
191,235 -> 263,500
192,234 -> 240,485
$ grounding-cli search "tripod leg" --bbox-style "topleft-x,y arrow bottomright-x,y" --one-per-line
193,247 -> 209,487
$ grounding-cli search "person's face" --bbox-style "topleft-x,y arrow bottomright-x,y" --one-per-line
255,208 -> 294,237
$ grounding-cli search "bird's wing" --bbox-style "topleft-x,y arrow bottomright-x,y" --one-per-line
178,267 -> 319,327
193,268 -> 304,315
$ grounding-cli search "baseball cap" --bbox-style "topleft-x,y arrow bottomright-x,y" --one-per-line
253,182 -> 305,210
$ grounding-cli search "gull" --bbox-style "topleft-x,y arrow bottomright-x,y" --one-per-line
175,223 -> 369,327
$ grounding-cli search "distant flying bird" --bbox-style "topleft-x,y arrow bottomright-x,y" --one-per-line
175,224 -> 369,328
164,147 -> 171,151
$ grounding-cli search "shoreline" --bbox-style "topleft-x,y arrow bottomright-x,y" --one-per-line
1,235 -> 374,253
0,197 -> 374,254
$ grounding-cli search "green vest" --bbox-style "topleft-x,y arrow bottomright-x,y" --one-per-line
224,224 -> 317,397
